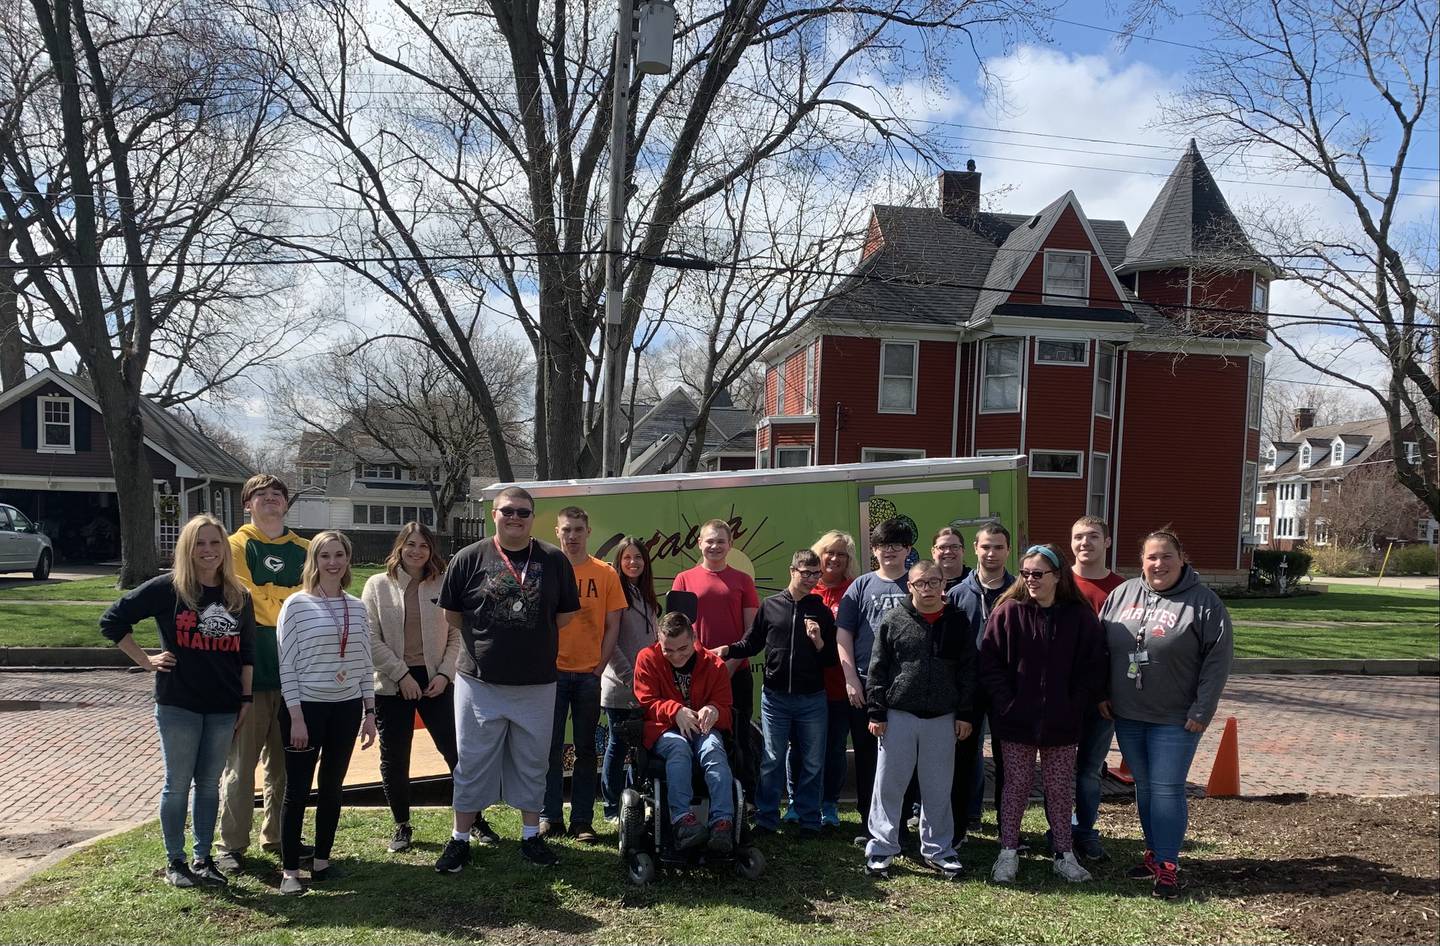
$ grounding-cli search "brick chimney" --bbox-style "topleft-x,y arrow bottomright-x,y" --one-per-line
939,161 -> 981,224
1293,407 -> 1316,433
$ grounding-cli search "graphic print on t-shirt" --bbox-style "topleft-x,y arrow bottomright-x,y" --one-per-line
482,560 -> 545,626
174,602 -> 241,652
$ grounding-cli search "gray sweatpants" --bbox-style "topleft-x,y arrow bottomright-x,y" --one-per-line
865,708 -> 957,862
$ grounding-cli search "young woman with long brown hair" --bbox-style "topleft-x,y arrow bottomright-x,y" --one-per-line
599,536 -> 660,821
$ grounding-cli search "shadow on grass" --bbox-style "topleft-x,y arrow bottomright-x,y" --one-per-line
1194,854 -> 1439,901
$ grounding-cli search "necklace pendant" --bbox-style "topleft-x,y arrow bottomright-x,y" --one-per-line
512,599 -> 524,613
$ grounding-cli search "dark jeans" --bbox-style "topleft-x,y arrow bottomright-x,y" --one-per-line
950,708 -> 983,840
278,698 -> 361,871
543,670 -> 602,828
845,699 -> 878,834
375,666 -> 458,824
601,706 -> 643,819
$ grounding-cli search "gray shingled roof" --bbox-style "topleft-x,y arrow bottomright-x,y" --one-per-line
626,388 -> 756,462
65,373 -> 252,480
1120,140 -> 1261,272
969,193 -> 1072,326
1261,416 -> 1392,480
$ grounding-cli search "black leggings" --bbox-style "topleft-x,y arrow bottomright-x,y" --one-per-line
846,701 -> 878,833
278,699 -> 361,871
375,666 -> 458,824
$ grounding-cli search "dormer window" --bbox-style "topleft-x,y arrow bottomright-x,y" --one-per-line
1263,444 -> 1277,470
1405,442 -> 1420,463
38,396 -> 75,454
1331,441 -> 1345,465
1043,251 -> 1090,306
1299,444 -> 1311,467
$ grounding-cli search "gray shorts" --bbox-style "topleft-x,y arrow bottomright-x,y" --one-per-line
452,675 -> 557,814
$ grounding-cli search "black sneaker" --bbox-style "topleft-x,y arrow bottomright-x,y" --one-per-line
388,824 -> 413,853
519,835 -> 559,867
214,850 -> 243,874
471,816 -> 500,847
1076,836 -> 1110,863
164,859 -> 196,888
189,857 -> 228,886
673,813 -> 708,852
435,838 -> 471,874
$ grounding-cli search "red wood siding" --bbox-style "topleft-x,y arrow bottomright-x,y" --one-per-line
763,367 -> 779,416
0,382 -> 176,479
781,349 -> 808,415
1133,267 -> 1190,309
771,423 -> 816,447
956,341 -> 976,455
756,426 -> 770,451
1025,340 -> 1098,544
861,213 -> 884,261
815,336 -> 955,463
1008,206 -> 1125,308
1115,352 -> 1249,572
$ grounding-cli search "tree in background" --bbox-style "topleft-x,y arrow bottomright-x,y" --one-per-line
1261,379 -> 1364,443
1,0 -> 308,584
1170,0 -> 1438,519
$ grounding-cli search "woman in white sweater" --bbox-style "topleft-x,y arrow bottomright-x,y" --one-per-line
275,530 -> 376,896
362,522 -> 463,854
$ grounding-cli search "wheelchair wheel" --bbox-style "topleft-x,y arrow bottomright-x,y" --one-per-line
734,846 -> 765,880
619,788 -> 647,857
627,852 -> 656,886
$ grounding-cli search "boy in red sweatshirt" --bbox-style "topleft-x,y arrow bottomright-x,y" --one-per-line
633,613 -> 735,854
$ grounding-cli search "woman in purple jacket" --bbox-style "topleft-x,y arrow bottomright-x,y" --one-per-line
979,543 -> 1107,886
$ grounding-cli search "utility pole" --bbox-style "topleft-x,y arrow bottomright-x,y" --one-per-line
600,0 -> 674,478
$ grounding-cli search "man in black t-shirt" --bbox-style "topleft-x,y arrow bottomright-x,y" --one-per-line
433,486 -> 579,873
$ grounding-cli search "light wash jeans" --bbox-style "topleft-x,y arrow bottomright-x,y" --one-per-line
1073,708 -> 1116,844
757,689 -> 826,830
155,703 -> 237,863
652,730 -> 734,826
1113,717 -> 1203,864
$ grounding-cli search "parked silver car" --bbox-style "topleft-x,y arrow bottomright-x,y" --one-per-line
0,504 -> 53,580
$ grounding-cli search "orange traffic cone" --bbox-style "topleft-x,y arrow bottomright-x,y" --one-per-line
1205,716 -> 1241,797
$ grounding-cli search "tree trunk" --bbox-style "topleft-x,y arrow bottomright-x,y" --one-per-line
0,232 -> 24,391
96,373 -> 158,587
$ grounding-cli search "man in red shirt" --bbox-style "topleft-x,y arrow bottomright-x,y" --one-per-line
670,519 -> 760,793
1068,515 -> 1126,862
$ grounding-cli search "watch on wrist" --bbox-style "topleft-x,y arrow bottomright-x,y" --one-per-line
240,694 -> 254,703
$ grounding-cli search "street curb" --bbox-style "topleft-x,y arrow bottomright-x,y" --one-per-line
1232,657 -> 1439,676
0,647 -> 140,668
0,821 -> 142,900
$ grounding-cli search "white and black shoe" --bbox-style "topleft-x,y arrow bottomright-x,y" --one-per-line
435,838 -> 471,874
388,824 -> 413,853
864,853 -> 893,877
925,854 -> 963,880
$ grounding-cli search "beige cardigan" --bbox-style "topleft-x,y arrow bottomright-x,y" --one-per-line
361,571 -> 461,696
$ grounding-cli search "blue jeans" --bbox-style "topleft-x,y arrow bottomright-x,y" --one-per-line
154,704 -> 237,863
652,730 -> 734,826
1074,709 -> 1116,843
544,671 -> 602,827
1113,718 -> 1203,864
601,707 -> 642,819
757,689 -> 826,830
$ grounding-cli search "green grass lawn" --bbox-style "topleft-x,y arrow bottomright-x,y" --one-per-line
1225,585 -> 1439,659
0,808 -> 1276,945
0,567 -> 386,602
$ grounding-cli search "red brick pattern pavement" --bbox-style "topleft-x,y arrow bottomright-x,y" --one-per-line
2,670 -> 1436,833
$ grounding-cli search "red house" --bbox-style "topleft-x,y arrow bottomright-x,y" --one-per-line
757,143 -> 1271,585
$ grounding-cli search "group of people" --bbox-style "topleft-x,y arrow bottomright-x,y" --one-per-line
101,473 -> 1233,901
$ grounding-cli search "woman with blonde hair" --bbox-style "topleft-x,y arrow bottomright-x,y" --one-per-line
362,521 -> 463,854
275,530 -> 376,896
101,514 -> 256,889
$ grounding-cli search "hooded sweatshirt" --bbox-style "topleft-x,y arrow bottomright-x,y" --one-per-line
947,568 -> 1015,648
866,601 -> 977,722
727,589 -> 839,695
979,597 -> 1107,746
229,523 -> 309,691
1099,566 -> 1234,728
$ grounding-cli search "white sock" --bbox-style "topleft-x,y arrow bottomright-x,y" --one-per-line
452,830 -> 469,843
521,825 -> 539,839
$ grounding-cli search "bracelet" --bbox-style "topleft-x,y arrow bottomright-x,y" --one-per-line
364,708 -> 376,716
240,694 -> 254,703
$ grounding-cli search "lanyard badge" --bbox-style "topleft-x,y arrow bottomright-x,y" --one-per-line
498,540 -> 533,614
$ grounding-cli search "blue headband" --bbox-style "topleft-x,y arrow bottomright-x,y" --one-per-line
1024,545 -> 1062,570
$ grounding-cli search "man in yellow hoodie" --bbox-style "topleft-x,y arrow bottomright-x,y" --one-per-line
216,474 -> 310,873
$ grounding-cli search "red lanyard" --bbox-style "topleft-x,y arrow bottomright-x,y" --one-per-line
322,592 -> 350,658
498,540 -> 533,591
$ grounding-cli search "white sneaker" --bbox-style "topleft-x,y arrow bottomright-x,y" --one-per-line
1053,851 -> 1093,883
991,848 -> 1019,883
926,854 -> 963,875
865,853 -> 894,873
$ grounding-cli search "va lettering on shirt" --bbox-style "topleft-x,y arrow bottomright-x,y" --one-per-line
174,603 -> 242,652
1116,603 -> 1181,634
872,592 -> 909,612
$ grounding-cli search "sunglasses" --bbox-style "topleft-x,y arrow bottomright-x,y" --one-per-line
1019,569 -> 1054,580
497,507 -> 534,519
791,568 -> 822,579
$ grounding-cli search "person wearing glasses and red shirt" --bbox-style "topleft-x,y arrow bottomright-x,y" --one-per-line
980,543 -> 1107,887
433,487 -> 580,874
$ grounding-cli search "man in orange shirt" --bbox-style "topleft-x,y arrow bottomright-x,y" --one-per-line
542,506 -> 625,842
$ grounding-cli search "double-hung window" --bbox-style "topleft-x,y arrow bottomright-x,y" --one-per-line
878,341 -> 918,413
980,338 -> 1022,412
1043,250 -> 1089,305
1094,344 -> 1116,417
38,396 -> 75,453
1088,453 -> 1110,517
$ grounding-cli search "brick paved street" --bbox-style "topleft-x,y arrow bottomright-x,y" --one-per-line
2,669 -> 1437,834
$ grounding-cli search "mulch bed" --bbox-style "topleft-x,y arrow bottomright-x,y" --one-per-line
1101,794 -> 1439,944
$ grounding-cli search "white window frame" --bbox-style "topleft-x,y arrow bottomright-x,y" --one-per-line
860,447 -> 926,463
1252,279 -> 1268,314
775,364 -> 787,416
1093,343 -> 1116,418
1029,449 -> 1084,479
37,395 -> 76,454
1255,518 -> 1270,544
1240,460 -> 1258,536
877,340 -> 919,414
774,445 -> 812,468
1263,443 -> 1277,470
1034,338 -> 1089,366
979,337 -> 1022,414
1405,441 -> 1420,463
1042,249 -> 1090,306
1331,441 -> 1345,465
1247,360 -> 1263,430
1299,444 -> 1311,467
1088,452 -> 1110,518
976,448 -> 1018,457
803,346 -> 816,414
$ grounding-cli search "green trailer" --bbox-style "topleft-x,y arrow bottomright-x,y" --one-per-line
476,455 -> 1029,598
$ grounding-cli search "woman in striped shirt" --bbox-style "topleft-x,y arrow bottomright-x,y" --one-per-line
275,530 -> 376,896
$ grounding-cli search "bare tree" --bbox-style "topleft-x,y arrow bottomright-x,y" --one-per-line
1317,466 -> 1429,547
278,331 -> 531,526
0,0 -> 304,583
1168,0 -> 1438,518
1261,378 -> 1365,442
241,0 -> 1041,480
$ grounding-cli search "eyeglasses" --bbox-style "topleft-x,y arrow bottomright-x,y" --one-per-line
911,578 -> 943,590
1019,569 -> 1053,581
497,507 -> 533,519
878,543 -> 908,553
791,568 -> 822,579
